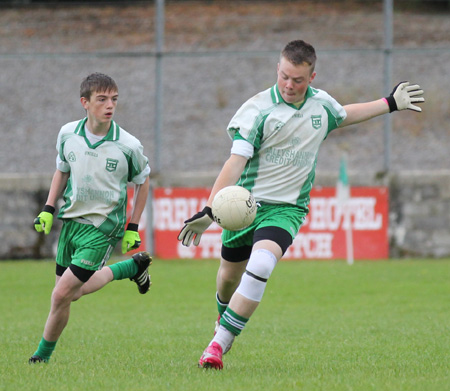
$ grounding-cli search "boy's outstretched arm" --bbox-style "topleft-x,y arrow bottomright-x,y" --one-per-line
340,81 -> 424,128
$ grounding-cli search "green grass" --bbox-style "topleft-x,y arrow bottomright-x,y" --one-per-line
0,259 -> 449,391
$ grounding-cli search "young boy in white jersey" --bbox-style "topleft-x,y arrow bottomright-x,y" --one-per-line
177,40 -> 425,370
29,73 -> 152,364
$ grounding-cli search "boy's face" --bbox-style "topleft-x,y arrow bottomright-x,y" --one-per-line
277,57 -> 316,104
81,89 -> 118,125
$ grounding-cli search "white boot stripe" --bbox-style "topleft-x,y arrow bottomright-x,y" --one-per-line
137,274 -> 148,284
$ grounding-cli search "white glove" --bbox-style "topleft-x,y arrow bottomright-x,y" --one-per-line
385,81 -> 424,112
177,207 -> 213,246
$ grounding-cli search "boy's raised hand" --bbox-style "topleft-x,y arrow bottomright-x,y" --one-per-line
386,81 -> 424,112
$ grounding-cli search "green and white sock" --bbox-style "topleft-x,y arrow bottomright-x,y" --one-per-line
109,258 -> 138,281
34,337 -> 57,362
216,292 -> 228,316
220,307 -> 249,336
213,325 -> 236,351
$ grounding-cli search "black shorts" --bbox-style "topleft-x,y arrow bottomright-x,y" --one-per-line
221,226 -> 293,263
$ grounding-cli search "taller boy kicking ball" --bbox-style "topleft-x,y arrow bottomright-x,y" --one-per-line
29,73 -> 152,363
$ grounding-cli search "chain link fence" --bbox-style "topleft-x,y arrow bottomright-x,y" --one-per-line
0,0 -> 449,180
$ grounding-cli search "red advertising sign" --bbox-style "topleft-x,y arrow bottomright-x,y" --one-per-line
152,187 -> 389,260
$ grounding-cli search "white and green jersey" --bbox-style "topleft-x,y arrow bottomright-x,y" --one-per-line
56,118 -> 150,239
227,84 -> 346,209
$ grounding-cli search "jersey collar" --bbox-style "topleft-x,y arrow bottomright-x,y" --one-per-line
271,84 -> 314,109
74,118 -> 120,147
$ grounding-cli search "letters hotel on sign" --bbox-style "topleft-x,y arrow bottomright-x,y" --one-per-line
150,187 -> 389,260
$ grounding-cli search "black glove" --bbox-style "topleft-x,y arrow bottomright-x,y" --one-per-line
385,81 -> 424,113
177,207 -> 213,246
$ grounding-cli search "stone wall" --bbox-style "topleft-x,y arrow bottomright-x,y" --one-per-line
1,171 -> 449,260
388,171 -> 450,258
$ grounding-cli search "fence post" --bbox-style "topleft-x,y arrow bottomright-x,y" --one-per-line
383,0 -> 393,173
154,0 -> 165,174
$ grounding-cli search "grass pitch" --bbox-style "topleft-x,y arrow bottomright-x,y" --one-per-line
0,258 -> 449,391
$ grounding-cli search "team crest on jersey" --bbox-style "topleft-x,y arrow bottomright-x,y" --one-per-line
105,158 -> 119,172
311,115 -> 322,130
68,152 -> 76,162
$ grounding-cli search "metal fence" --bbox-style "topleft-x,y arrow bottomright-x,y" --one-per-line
0,0 -> 449,181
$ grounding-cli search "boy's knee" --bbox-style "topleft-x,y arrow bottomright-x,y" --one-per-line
219,265 -> 243,286
51,287 -> 72,307
235,249 -> 278,302
246,249 -> 277,280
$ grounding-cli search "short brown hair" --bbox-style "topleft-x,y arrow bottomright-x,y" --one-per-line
80,73 -> 118,100
281,40 -> 317,71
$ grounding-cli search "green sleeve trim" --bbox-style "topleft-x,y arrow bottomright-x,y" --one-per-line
323,106 -> 345,139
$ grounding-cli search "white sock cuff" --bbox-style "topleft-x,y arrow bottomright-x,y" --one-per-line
216,291 -> 228,306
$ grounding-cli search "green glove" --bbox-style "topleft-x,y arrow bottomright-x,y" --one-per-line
34,205 -> 55,235
122,223 -> 141,254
